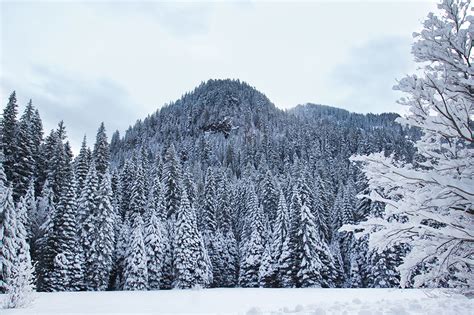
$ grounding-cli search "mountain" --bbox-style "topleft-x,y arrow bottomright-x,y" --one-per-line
110,79 -> 414,170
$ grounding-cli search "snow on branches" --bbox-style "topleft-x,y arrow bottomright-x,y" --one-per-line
343,0 -> 473,290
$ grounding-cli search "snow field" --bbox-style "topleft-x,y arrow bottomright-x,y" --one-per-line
2,288 -> 472,315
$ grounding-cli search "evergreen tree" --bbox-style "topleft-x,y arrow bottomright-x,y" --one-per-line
49,178 -> 84,291
1,91 -> 18,185
123,216 -> 148,291
259,233 -> 277,288
14,105 -> 36,199
0,162 -> 16,293
239,198 -> 264,288
129,158 -> 146,220
35,180 -> 57,292
80,163 -> 98,289
75,136 -> 90,193
3,197 -> 35,308
260,170 -> 279,223
272,188 -> 288,272
87,172 -> 115,291
144,211 -> 165,290
163,144 -> 182,220
202,167 -> 217,233
173,190 -> 212,289
93,122 -> 110,178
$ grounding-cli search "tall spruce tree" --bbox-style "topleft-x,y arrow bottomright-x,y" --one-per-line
123,215 -> 148,291
1,91 -> 19,185
173,190 -> 212,289
163,144 -> 182,220
239,192 -> 264,288
144,211 -> 165,290
75,136 -> 90,193
3,197 -> 35,308
35,180 -> 56,292
0,161 -> 15,293
93,123 -> 110,178
87,172 -> 115,291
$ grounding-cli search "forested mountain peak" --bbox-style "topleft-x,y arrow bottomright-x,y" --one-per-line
109,79 -> 417,169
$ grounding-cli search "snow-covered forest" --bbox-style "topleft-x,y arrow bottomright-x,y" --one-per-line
0,0 -> 472,312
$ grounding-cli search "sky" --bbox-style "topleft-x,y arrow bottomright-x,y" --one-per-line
1,0 -> 438,153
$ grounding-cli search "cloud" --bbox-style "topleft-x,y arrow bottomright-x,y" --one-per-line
91,2 -> 215,37
327,36 -> 414,114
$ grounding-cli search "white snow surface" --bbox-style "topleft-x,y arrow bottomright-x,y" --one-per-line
1,288 -> 472,315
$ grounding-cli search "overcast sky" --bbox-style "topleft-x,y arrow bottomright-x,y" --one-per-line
1,0 -> 437,153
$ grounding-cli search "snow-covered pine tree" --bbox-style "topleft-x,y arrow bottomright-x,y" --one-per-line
80,163 -> 99,290
123,215 -> 148,291
0,161 -> 15,294
129,157 -> 147,221
35,180 -> 57,292
173,190 -> 212,289
239,188 -> 265,288
1,91 -> 18,187
85,171 -> 115,291
271,187 -> 288,286
30,106 -> 44,196
74,136 -> 90,193
163,144 -> 182,220
295,202 -> 324,288
93,122 -> 110,179
278,186 -> 301,287
112,220 -> 130,290
260,170 -> 279,223
144,211 -> 165,290
201,167 -> 224,287
3,197 -> 35,308
216,175 -> 238,287
202,167 -> 217,233
49,177 -> 84,291
22,181 -> 37,245
345,0 -> 474,290
14,105 -> 36,199
259,231 -> 277,288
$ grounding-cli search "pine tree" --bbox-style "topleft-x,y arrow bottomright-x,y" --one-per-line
202,167 -> 217,233
93,122 -> 110,178
3,197 -> 35,308
87,172 -> 115,291
123,216 -> 148,291
1,91 -> 19,185
278,187 -> 301,287
0,162 -> 16,293
144,211 -> 165,290
260,170 -> 279,223
80,163 -> 99,290
112,221 -> 130,290
272,188 -> 288,274
129,158 -> 146,221
75,136 -> 90,193
14,105 -> 36,199
216,177 -> 238,287
35,180 -> 57,292
239,197 -> 264,288
259,233 -> 277,288
163,144 -> 182,220
49,178 -> 84,291
173,190 -> 212,289
22,181 -> 37,246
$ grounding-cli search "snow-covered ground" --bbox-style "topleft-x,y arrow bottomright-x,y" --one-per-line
1,288 -> 472,315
